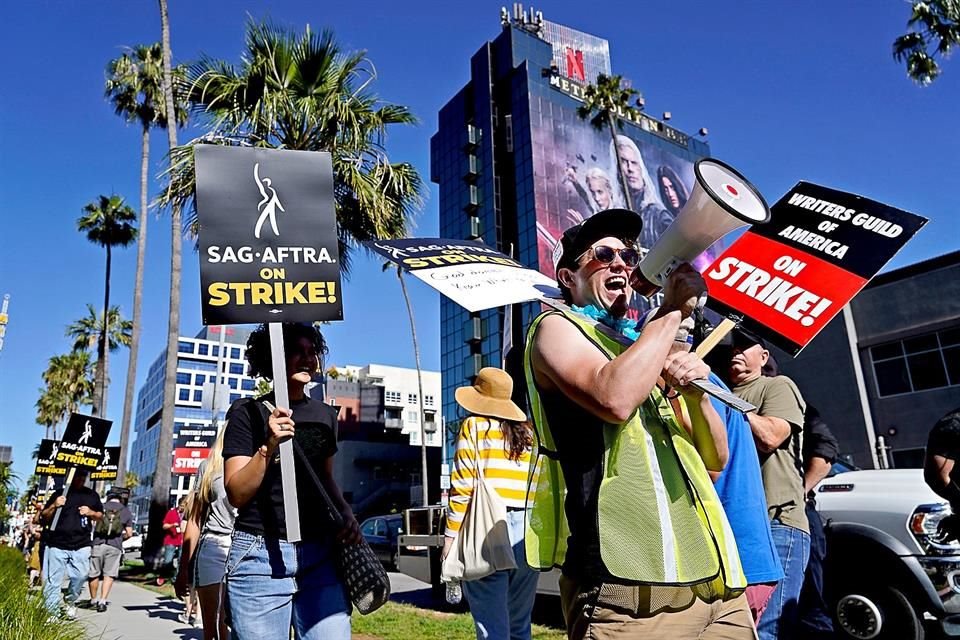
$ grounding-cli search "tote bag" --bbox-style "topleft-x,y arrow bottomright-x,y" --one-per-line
441,420 -> 517,582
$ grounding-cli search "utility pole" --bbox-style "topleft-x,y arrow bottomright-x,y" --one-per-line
0,294 -> 10,357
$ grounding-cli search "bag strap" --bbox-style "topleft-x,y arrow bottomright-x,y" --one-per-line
261,399 -> 345,529
471,417 -> 487,482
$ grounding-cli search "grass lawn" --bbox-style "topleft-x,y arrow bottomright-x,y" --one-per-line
352,601 -> 567,640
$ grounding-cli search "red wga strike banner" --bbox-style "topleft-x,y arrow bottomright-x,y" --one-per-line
172,447 -> 211,474
706,182 -> 927,355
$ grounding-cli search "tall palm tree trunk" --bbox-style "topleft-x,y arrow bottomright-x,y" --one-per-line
148,0 -> 183,561
94,245 -> 112,415
398,270 -> 428,506
608,113 -> 633,212
118,125 -> 150,484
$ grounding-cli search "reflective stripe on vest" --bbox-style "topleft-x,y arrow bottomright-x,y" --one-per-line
523,310 -> 746,590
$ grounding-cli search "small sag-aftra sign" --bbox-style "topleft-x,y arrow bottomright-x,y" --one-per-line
91,446 -> 120,481
195,145 -> 343,325
706,182 -> 927,355
58,413 -> 111,470
35,439 -> 68,477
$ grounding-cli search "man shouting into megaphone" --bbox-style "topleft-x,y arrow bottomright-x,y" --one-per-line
524,208 -> 753,639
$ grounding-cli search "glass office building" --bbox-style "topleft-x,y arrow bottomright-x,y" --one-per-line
128,326 -> 256,524
432,13 -> 710,448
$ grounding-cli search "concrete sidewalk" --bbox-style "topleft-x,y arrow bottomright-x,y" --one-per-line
75,580 -> 200,640
71,571 -> 433,639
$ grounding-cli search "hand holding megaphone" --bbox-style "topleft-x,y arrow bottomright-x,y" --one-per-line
661,264 -> 707,318
629,158 -> 770,297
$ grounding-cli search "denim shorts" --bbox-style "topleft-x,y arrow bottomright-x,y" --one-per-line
225,530 -> 350,640
194,531 -> 231,587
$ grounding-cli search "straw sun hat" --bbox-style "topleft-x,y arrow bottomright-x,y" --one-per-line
454,367 -> 527,422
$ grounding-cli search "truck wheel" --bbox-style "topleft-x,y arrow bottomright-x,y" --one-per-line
835,586 -> 923,640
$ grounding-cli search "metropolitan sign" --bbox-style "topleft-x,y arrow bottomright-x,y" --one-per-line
195,145 -> 344,325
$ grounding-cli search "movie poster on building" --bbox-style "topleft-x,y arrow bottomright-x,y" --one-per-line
91,446 -> 120,482
366,238 -> 559,312
57,413 -> 111,470
195,145 -> 343,325
705,182 -> 928,355
34,439 -> 68,477
529,83 -> 719,318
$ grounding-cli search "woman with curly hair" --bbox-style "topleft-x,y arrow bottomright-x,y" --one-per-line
222,322 -> 360,640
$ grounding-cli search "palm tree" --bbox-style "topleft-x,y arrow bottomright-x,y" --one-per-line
894,0 -> 960,85
576,73 -> 639,210
150,19 -> 424,551
77,195 -> 137,416
147,0 -> 186,563
37,351 -> 96,438
66,304 -> 133,411
158,20 -> 424,273
106,43 -> 188,485
124,471 -> 140,490
383,262 -> 428,506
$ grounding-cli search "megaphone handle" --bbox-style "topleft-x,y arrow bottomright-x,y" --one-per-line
695,317 -> 738,358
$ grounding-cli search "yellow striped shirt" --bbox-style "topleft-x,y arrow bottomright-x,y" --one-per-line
444,416 -> 535,536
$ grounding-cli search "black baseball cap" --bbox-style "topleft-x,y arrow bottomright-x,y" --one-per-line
731,327 -> 767,350
553,208 -> 644,273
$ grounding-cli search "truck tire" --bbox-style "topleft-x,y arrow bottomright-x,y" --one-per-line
835,585 -> 923,640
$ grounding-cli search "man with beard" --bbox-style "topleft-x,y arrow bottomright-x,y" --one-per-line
609,135 -> 674,251
525,208 -> 752,638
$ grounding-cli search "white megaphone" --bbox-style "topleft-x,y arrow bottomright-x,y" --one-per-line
630,158 -> 770,297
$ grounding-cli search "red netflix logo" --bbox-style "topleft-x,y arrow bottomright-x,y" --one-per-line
565,47 -> 585,82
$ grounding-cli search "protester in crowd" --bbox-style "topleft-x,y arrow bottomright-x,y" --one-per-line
442,367 -> 538,640
725,328 -> 809,640
40,469 -> 103,619
87,488 -> 134,612
222,322 -> 360,640
26,521 -> 43,588
923,408 -> 960,539
796,404 -> 839,638
526,209 -> 750,638
176,426 -> 237,640
699,341 -> 784,624
157,497 -> 186,586
656,164 -> 690,216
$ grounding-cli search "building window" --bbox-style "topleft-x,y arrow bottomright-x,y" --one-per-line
176,372 -> 190,385
229,363 -> 245,375
178,389 -> 190,402
193,389 -> 202,402
232,347 -> 241,359
195,374 -> 205,385
408,393 -> 418,404
229,378 -> 238,389
198,344 -> 209,356
385,390 -> 402,404
425,395 -> 435,407
871,327 -> 960,397
242,379 -> 255,391
178,341 -> 193,354
212,346 -> 220,357
229,393 -> 241,404
407,410 -> 419,423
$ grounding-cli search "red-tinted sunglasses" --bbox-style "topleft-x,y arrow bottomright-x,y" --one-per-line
576,245 -> 640,268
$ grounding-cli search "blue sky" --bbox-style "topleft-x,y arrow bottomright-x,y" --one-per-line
1,1 -> 957,489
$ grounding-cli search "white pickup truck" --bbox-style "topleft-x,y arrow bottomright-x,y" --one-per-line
817,463 -> 960,640
397,464 -> 960,639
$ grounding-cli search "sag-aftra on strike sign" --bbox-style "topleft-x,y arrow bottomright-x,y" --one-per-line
706,182 -> 927,355
195,145 -> 344,325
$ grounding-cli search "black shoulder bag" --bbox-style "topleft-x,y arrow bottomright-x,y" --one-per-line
260,400 -> 390,615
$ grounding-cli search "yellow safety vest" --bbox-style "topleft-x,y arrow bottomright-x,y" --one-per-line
524,310 -> 746,591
